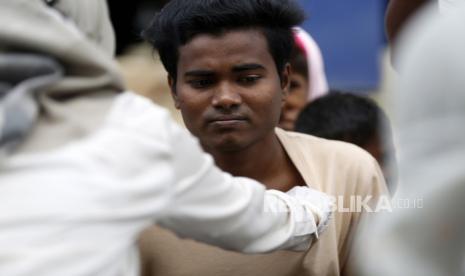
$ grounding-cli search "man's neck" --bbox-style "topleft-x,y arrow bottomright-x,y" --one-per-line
203,133 -> 304,191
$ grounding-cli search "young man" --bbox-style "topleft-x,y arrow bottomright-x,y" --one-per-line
140,0 -> 388,275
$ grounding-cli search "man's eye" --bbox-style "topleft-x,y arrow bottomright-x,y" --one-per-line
238,75 -> 261,85
188,79 -> 214,89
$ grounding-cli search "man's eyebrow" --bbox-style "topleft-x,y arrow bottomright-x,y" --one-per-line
184,70 -> 215,77
232,63 -> 265,72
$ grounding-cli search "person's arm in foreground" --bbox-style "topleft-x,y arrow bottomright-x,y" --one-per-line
96,92 -> 331,253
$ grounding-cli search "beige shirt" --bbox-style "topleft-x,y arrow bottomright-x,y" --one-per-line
139,129 -> 388,276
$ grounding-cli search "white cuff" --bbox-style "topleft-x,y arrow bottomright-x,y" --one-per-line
267,186 -> 332,251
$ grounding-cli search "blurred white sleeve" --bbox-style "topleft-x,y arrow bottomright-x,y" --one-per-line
357,3 -> 465,275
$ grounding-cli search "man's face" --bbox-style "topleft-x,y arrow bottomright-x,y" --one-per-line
171,29 -> 289,152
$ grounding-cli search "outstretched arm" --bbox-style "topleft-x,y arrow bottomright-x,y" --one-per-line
99,92 -> 331,253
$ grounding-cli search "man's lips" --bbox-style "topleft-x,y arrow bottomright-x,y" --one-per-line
206,115 -> 248,128
208,115 -> 247,122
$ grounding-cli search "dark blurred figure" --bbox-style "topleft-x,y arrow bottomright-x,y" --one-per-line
108,0 -> 169,55
385,0 -> 429,45
295,92 -> 397,193
385,0 -> 459,65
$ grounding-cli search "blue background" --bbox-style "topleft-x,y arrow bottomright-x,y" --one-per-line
297,0 -> 388,92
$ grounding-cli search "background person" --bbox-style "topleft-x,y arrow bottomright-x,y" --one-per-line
279,27 -> 328,131
295,92 -> 397,193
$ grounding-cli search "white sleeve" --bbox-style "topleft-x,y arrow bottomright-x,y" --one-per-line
103,92 -> 330,253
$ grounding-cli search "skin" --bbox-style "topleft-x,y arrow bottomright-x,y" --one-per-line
279,72 -> 309,131
170,29 -> 305,191
363,132 -> 397,189
362,133 -> 384,170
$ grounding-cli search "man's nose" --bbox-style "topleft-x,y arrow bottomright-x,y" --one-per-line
211,82 -> 242,110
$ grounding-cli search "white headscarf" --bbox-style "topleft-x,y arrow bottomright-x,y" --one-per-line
292,27 -> 329,101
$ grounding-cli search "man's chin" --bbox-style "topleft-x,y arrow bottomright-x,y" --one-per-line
203,136 -> 246,153
214,140 -> 245,152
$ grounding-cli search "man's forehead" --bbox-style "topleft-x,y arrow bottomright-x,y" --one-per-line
188,28 -> 264,41
180,30 -> 268,56
177,29 -> 273,70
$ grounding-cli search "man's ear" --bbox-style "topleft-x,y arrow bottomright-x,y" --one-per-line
281,63 -> 291,101
168,75 -> 181,109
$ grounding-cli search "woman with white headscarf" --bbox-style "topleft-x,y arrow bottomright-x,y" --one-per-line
279,27 -> 329,131
0,1 -> 332,275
